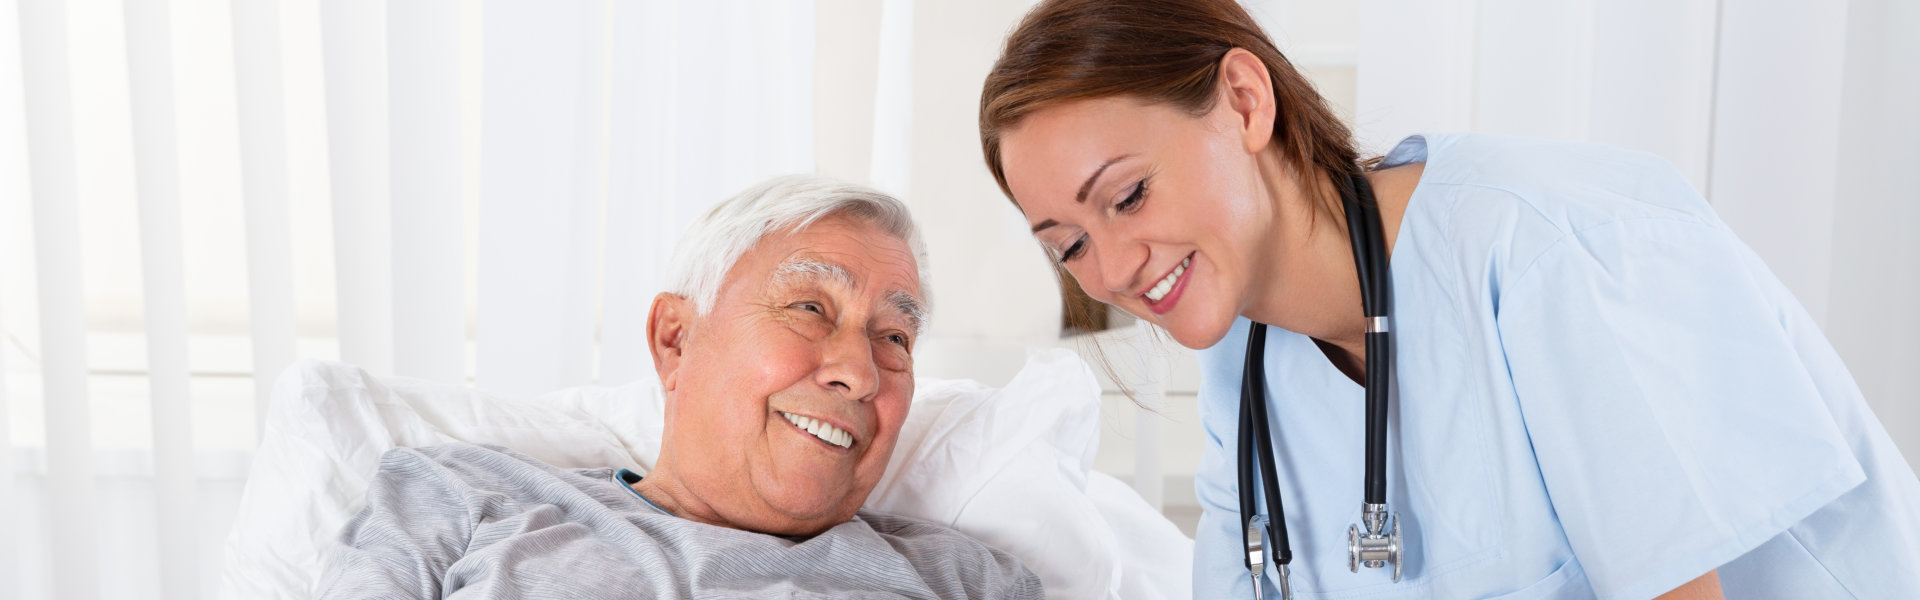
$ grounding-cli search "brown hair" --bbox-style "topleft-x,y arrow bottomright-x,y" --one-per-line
979,0 -> 1361,216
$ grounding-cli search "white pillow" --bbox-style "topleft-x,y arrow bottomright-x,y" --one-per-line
219,348 -> 1192,600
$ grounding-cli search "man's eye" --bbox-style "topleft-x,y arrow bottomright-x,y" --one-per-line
793,302 -> 824,314
886,333 -> 909,347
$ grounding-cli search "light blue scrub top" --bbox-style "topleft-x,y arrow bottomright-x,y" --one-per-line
1192,133 -> 1920,599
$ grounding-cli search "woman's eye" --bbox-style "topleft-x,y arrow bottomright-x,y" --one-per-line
1058,235 -> 1088,263
1115,179 -> 1147,214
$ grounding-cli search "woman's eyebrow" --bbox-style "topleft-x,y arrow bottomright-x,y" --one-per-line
1031,153 -> 1135,235
1076,153 -> 1135,204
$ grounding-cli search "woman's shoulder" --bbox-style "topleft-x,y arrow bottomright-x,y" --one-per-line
1392,134 -> 1730,286
1403,133 -> 1717,235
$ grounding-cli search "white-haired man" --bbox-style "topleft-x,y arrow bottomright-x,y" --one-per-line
317,176 -> 1044,599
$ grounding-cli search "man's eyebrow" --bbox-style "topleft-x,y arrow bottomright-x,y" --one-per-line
886,290 -> 927,335
775,258 -> 924,333
1031,154 -> 1133,235
773,258 -> 855,289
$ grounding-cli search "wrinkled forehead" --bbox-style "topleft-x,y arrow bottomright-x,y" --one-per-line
719,212 -> 925,321
770,255 -> 926,334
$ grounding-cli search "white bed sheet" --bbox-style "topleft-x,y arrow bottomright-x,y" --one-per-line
220,348 -> 1192,599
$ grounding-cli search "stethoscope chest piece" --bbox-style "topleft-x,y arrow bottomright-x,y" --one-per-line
1347,502 -> 1403,582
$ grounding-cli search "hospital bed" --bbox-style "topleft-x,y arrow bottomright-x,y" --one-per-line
218,345 -> 1196,599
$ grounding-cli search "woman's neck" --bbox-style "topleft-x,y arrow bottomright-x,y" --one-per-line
1246,156 -> 1421,378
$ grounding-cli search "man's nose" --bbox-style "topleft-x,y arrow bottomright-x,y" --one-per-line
816,326 -> 880,401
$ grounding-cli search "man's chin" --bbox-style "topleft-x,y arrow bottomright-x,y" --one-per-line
740,478 -> 869,535
749,500 -> 860,537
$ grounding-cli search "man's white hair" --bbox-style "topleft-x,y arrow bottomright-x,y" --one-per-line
666,175 -> 931,323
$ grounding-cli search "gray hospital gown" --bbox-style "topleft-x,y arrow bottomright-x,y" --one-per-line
316,443 -> 1044,599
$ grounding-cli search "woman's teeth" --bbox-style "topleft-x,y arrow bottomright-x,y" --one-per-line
781,412 -> 853,448
1144,256 -> 1190,302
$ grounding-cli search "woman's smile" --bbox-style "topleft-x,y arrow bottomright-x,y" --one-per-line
1142,253 -> 1194,315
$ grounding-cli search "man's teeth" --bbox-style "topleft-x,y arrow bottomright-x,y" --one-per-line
1145,256 -> 1191,302
781,412 -> 853,448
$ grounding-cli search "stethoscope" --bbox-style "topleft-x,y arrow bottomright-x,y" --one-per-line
1239,169 -> 1402,600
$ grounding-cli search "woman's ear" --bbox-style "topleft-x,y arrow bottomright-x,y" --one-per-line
1218,48 -> 1277,155
647,292 -> 693,391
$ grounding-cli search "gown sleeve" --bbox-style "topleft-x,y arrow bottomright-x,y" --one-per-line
1495,217 -> 1865,600
314,447 -> 478,599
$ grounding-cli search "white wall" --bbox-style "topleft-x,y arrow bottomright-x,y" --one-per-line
1827,0 -> 1920,463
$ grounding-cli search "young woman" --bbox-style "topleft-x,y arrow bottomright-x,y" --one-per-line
977,0 -> 1920,598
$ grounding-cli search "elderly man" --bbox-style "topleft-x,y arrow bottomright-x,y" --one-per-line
317,176 -> 1044,599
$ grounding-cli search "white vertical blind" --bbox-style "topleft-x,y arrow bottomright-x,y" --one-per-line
0,0 -> 23,589
812,0 -> 883,186
747,1 -> 815,180
597,0 -> 817,386
476,0 -> 603,396
868,0 -> 912,195
388,0 -> 467,386
600,0 -> 676,387
665,0 -> 814,229
120,1 -> 199,598
231,0 -> 298,428
18,0 -> 99,597
319,0 -> 395,376
1706,1 -> 1850,326
0,308 -> 11,596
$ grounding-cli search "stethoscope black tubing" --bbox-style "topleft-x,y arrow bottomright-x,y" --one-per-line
1238,322 -> 1289,566
1341,171 -> 1393,506
1238,170 -> 1391,574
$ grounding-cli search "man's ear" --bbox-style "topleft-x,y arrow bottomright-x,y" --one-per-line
647,292 -> 694,392
1217,47 -> 1277,155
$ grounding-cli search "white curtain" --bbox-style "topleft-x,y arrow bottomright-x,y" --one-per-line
1354,0 -> 1920,463
2,0 -> 816,598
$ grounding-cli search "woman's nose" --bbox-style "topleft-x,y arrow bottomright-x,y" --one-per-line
1096,238 -> 1148,297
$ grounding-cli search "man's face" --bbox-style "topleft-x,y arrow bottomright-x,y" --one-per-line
649,214 -> 922,536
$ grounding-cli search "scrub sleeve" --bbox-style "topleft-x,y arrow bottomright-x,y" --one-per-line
1496,217 -> 1866,599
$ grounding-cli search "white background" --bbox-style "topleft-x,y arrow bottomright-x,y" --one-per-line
3,0 -> 1916,598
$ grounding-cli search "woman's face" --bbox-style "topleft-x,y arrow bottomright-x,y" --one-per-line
999,95 -> 1296,349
